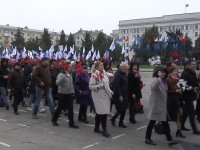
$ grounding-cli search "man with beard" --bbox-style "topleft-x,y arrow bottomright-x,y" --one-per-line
32,58 -> 55,119
8,63 -> 25,115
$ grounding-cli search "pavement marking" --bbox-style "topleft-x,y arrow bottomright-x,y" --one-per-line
112,134 -> 126,139
136,126 -> 146,131
48,131 -> 54,134
82,142 -> 101,149
0,119 -> 7,122
0,141 -> 11,147
19,110 -> 28,112
82,123 -> 95,127
17,124 -> 30,127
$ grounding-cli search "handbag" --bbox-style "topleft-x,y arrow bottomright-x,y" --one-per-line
154,121 -> 165,134
79,90 -> 89,96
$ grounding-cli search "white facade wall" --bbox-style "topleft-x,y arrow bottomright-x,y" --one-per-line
116,12 -> 200,46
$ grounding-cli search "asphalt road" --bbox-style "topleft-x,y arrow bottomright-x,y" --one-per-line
0,72 -> 199,150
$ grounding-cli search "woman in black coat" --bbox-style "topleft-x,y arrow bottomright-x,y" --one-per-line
128,62 -> 143,124
167,66 -> 185,138
75,64 -> 92,124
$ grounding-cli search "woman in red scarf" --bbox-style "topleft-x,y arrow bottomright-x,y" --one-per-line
167,66 -> 185,138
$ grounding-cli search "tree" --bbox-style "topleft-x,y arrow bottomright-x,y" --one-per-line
40,28 -> 52,51
191,36 -> 200,58
25,36 -> 40,50
59,30 -> 67,46
195,36 -> 200,51
142,25 -> 159,51
93,31 -> 109,56
12,28 -> 25,51
81,31 -> 93,53
166,29 -> 193,58
66,33 -> 75,50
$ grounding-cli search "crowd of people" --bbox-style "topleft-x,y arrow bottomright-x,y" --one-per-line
0,56 -> 200,146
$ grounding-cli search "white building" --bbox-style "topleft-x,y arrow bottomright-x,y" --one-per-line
73,28 -> 101,49
114,12 -> 200,46
0,24 -> 60,47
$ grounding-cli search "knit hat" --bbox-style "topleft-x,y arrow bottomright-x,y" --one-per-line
153,65 -> 167,73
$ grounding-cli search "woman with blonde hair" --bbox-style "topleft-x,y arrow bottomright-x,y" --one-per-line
89,61 -> 113,138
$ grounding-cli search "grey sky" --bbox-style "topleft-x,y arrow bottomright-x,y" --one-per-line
0,0 -> 199,34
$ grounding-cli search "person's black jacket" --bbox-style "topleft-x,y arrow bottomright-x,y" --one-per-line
113,70 -> 128,110
128,71 -> 142,101
181,68 -> 199,101
0,65 -> 10,88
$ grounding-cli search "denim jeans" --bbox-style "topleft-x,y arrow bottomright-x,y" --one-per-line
32,86 -> 55,116
0,87 -> 8,107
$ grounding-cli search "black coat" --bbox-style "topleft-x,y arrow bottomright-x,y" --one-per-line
166,78 -> 181,121
0,65 -> 10,87
128,71 -> 142,101
113,70 -> 128,111
181,68 -> 199,101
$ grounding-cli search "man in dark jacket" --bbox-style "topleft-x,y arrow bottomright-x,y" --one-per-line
8,63 -> 25,115
0,58 -> 10,110
111,63 -> 129,128
32,57 -> 55,119
181,60 -> 200,134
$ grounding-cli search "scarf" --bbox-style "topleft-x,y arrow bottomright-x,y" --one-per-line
168,74 -> 179,90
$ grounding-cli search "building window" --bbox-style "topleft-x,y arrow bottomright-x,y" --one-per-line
11,31 -> 13,35
134,29 -> 136,33
195,32 -> 199,37
78,36 -> 79,39
27,33 -> 29,36
185,25 -> 188,30
195,24 -> 199,29
0,36 -> 2,40
185,32 -> 188,36
137,29 -> 140,33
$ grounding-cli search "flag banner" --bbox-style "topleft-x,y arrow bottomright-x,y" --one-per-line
109,39 -> 115,51
86,51 -> 92,60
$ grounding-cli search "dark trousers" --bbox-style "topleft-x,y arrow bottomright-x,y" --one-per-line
53,94 -> 74,126
145,120 -> 172,141
78,105 -> 87,120
129,99 -> 136,121
196,99 -> 200,121
95,114 -> 107,131
12,89 -> 23,112
112,107 -> 127,125
181,100 -> 198,132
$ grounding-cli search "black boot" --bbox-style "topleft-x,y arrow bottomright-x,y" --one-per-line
181,126 -> 190,131
176,130 -> 186,138
51,116 -> 59,126
102,130 -> 110,138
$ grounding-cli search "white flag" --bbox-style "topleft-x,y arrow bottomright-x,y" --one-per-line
121,44 -> 125,54
64,45 -> 68,52
96,50 -> 100,59
22,47 -> 27,58
86,51 -> 92,60
39,46 -> 43,51
92,51 -> 96,61
91,44 -> 94,52
109,39 -> 115,51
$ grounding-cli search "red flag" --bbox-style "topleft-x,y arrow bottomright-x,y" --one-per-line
179,35 -> 186,42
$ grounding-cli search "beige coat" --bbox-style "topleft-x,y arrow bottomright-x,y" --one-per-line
147,78 -> 168,121
89,70 -> 113,114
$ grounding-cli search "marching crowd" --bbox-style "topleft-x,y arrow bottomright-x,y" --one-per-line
0,57 -> 200,146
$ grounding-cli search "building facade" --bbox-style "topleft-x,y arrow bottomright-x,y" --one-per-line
73,28 -> 101,49
114,12 -> 200,46
0,24 -> 60,48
